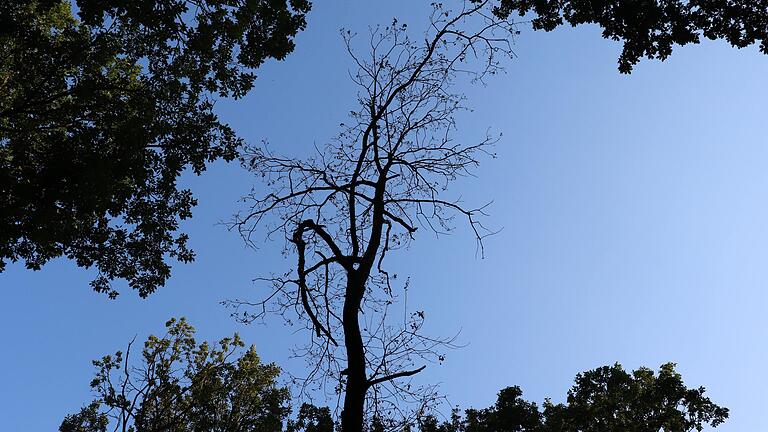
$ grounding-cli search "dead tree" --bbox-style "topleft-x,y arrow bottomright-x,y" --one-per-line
230,2 -> 515,431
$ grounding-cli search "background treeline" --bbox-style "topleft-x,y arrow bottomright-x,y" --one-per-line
61,320 -> 727,432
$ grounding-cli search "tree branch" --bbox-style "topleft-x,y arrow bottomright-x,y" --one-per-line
367,365 -> 426,388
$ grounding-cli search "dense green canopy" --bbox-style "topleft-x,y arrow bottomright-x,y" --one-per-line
0,0 -> 309,297
59,318 -> 295,432
419,363 -> 728,432
494,0 -> 768,73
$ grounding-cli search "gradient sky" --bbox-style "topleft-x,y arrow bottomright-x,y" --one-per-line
2,1 -> 768,430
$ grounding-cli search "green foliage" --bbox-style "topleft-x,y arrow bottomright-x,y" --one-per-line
463,387 -> 542,432
60,402 -> 109,432
493,0 -> 768,72
418,363 -> 728,432
543,363 -> 729,432
65,333 -> 727,432
288,404 -> 335,432
61,318 -> 291,432
0,0 -> 310,297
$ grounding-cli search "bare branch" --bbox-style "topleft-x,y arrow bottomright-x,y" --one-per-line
368,365 -> 426,388
230,1 -> 515,428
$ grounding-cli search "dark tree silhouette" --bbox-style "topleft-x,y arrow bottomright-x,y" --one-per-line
419,363 -> 728,432
229,2 -> 516,431
493,0 -> 768,73
288,404 -> 336,432
60,318 -> 293,432
0,0 -> 309,297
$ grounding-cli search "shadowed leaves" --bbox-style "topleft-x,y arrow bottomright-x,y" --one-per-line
0,0 -> 310,297
493,0 -> 768,73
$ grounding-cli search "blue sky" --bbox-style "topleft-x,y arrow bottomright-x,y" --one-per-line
2,1 -> 768,430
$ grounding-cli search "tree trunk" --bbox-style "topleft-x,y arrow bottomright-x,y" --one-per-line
341,271 -> 367,432
342,183 -> 386,432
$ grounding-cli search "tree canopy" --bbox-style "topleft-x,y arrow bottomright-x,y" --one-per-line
0,0 -> 309,297
60,318 -> 294,432
419,363 -> 728,432
493,0 -> 768,73
64,323 -> 729,432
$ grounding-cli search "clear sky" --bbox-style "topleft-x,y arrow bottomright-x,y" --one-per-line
2,1 -> 767,430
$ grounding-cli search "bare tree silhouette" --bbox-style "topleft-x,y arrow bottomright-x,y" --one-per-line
229,2 -> 515,431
